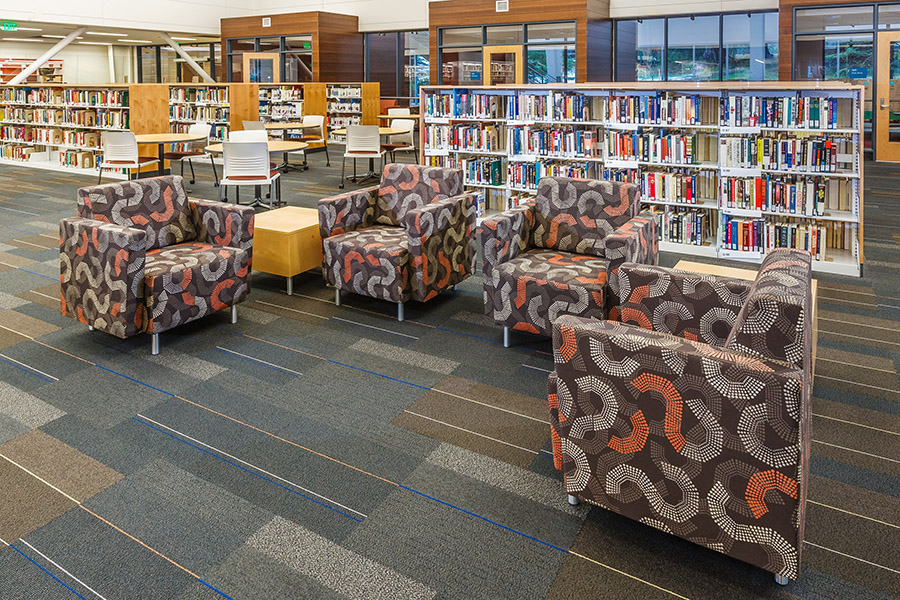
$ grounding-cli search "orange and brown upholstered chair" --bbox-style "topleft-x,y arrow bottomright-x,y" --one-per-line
60,175 -> 254,355
318,163 -> 476,321
481,176 -> 658,347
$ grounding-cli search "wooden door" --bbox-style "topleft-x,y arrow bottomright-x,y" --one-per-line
243,52 -> 281,84
483,45 -> 523,86
876,31 -> 900,161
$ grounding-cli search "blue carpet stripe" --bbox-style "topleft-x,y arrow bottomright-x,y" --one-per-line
197,578 -> 236,600
398,485 -> 568,553
0,356 -> 54,382
95,365 -> 175,397
3,226 -> 43,235
15,267 -> 57,281
7,543 -> 89,600
212,347 -> 300,377
131,418 -> 363,523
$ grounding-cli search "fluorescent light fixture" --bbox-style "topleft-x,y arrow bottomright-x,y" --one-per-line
118,39 -> 152,43
86,31 -> 126,36
2,37 -> 45,42
79,41 -> 112,45
42,34 -> 83,39
170,36 -> 196,41
15,27 -> 42,31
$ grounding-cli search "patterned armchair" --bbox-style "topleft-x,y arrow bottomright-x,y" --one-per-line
482,176 -> 657,347
318,163 -> 477,321
60,176 -> 254,354
548,249 -> 813,583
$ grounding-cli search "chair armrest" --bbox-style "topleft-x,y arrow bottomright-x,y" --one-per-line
404,193 -> 477,302
549,314 -> 806,579
617,263 -> 753,346
603,213 -> 659,314
318,185 -> 379,239
189,199 -> 255,262
480,203 -> 535,313
60,217 -> 147,339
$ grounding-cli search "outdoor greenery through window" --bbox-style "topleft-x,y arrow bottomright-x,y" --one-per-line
615,11 -> 778,81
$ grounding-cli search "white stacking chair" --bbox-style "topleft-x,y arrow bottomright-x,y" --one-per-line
230,129 -> 268,142
219,141 -> 281,209
340,125 -> 385,189
382,118 -> 416,163
242,120 -> 266,131
97,131 -> 158,183
297,114 -> 329,168
387,107 -> 411,116
163,121 -> 217,185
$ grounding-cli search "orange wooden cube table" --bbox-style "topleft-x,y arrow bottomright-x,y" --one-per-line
252,207 -> 322,295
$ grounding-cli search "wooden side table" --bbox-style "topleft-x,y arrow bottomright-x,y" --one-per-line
673,259 -> 818,373
252,207 -> 322,295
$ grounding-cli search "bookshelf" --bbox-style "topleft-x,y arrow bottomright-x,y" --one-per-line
258,83 -> 326,122
0,59 -> 63,84
0,83 -> 161,177
169,84 -> 231,142
325,82 -> 379,142
420,83 -> 865,277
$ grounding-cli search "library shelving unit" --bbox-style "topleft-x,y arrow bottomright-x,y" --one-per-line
325,82 -> 379,142
258,83 -> 326,122
168,83 -> 260,142
0,83 -> 167,178
0,59 -> 63,84
419,82 -> 865,277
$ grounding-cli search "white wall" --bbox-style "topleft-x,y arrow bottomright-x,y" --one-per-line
0,40 -> 134,84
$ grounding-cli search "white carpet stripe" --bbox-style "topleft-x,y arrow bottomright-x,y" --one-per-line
430,387 -> 546,424
334,317 -> 419,340
0,205 -> 40,216
805,541 -> 900,575
0,452 -> 80,504
812,439 -> 900,465
815,375 -> 900,394
403,410 -> 539,455
812,413 -> 900,437
18,539 -> 108,600
808,501 -> 900,530
816,357 -> 897,374
0,352 -> 58,381
819,330 -> 900,347
215,346 -> 303,376
521,364 -> 552,374
27,290 -> 60,302
135,414 -> 366,518
252,300 -> 328,320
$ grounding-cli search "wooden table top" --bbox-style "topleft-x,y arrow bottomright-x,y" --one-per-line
331,127 -> 405,136
673,259 -> 818,295
204,140 -> 309,154
135,133 -> 208,144
253,206 -> 320,233
264,122 -> 317,131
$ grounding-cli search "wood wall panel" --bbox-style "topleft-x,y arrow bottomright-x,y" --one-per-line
128,83 -> 169,171
229,83 -> 260,131
428,0 -> 609,84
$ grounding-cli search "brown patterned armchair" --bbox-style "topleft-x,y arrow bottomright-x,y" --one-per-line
318,163 -> 477,321
548,249 -> 813,584
60,175 -> 254,354
482,176 -> 658,347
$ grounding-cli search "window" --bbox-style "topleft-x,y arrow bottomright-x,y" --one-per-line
795,34 -> 873,80
723,12 -> 778,80
879,4 -> 900,29
526,22 -> 575,83
441,48 -> 483,85
486,25 -> 524,45
441,27 -> 483,47
615,12 -> 777,82
795,6 -> 875,34
283,35 -> 313,82
667,16 -> 720,81
365,31 -> 429,104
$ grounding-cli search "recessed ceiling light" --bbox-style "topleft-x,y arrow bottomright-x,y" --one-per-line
2,37 -> 46,42
79,41 -> 112,45
170,37 -> 196,41
118,39 -> 152,43
86,31 -> 126,36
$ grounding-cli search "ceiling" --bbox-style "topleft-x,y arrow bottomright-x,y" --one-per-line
0,20 -> 219,46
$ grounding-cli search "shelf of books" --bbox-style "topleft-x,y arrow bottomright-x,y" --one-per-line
0,84 -> 135,177
325,82 -> 379,142
420,83 -> 864,276
258,83 -> 326,122
169,84 -> 231,142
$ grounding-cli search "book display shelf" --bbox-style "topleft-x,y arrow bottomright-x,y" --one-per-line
325,82 -> 379,142
0,83 -> 162,177
420,83 -> 864,276
258,83 -> 326,122
169,84 -> 231,141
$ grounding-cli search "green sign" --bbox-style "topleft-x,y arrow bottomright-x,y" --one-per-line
303,42 -> 310,49
1,22 -> 17,31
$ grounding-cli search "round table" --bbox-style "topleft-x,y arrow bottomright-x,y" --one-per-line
377,114 -> 419,120
331,127 -> 405,137
204,140 -> 309,154
264,122 -> 317,132
135,132 -> 208,177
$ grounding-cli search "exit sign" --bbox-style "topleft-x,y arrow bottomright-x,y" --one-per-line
1,22 -> 17,31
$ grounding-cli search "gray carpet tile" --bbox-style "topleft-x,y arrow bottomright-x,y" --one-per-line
0,155 -> 897,599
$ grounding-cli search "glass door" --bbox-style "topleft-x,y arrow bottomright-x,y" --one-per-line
243,52 -> 281,83
482,45 -> 523,85
876,31 -> 900,160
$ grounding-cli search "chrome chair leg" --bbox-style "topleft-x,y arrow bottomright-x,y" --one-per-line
503,326 -> 510,348
567,494 -> 579,506
151,333 -> 160,355
231,304 -> 238,324
774,575 -> 789,586
335,288 -> 341,306
397,302 -> 405,322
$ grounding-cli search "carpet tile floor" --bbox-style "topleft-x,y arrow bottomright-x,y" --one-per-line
0,154 -> 897,599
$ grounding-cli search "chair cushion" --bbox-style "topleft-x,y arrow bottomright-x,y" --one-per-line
322,226 -> 411,303
76,175 -> 197,251
532,177 -> 640,257
492,248 -> 608,336
726,249 -> 811,368
143,242 -> 250,334
375,164 -> 463,228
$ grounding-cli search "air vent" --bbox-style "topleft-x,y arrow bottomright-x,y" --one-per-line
262,17 -> 272,27
496,0 -> 509,12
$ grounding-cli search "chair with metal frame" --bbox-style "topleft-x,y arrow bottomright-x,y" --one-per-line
219,141 -> 281,209
97,131 -> 158,184
381,118 -> 416,163
339,125 -> 385,189
294,114 -> 329,169
162,121 -> 218,186
387,107 -> 411,116
241,120 -> 266,131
